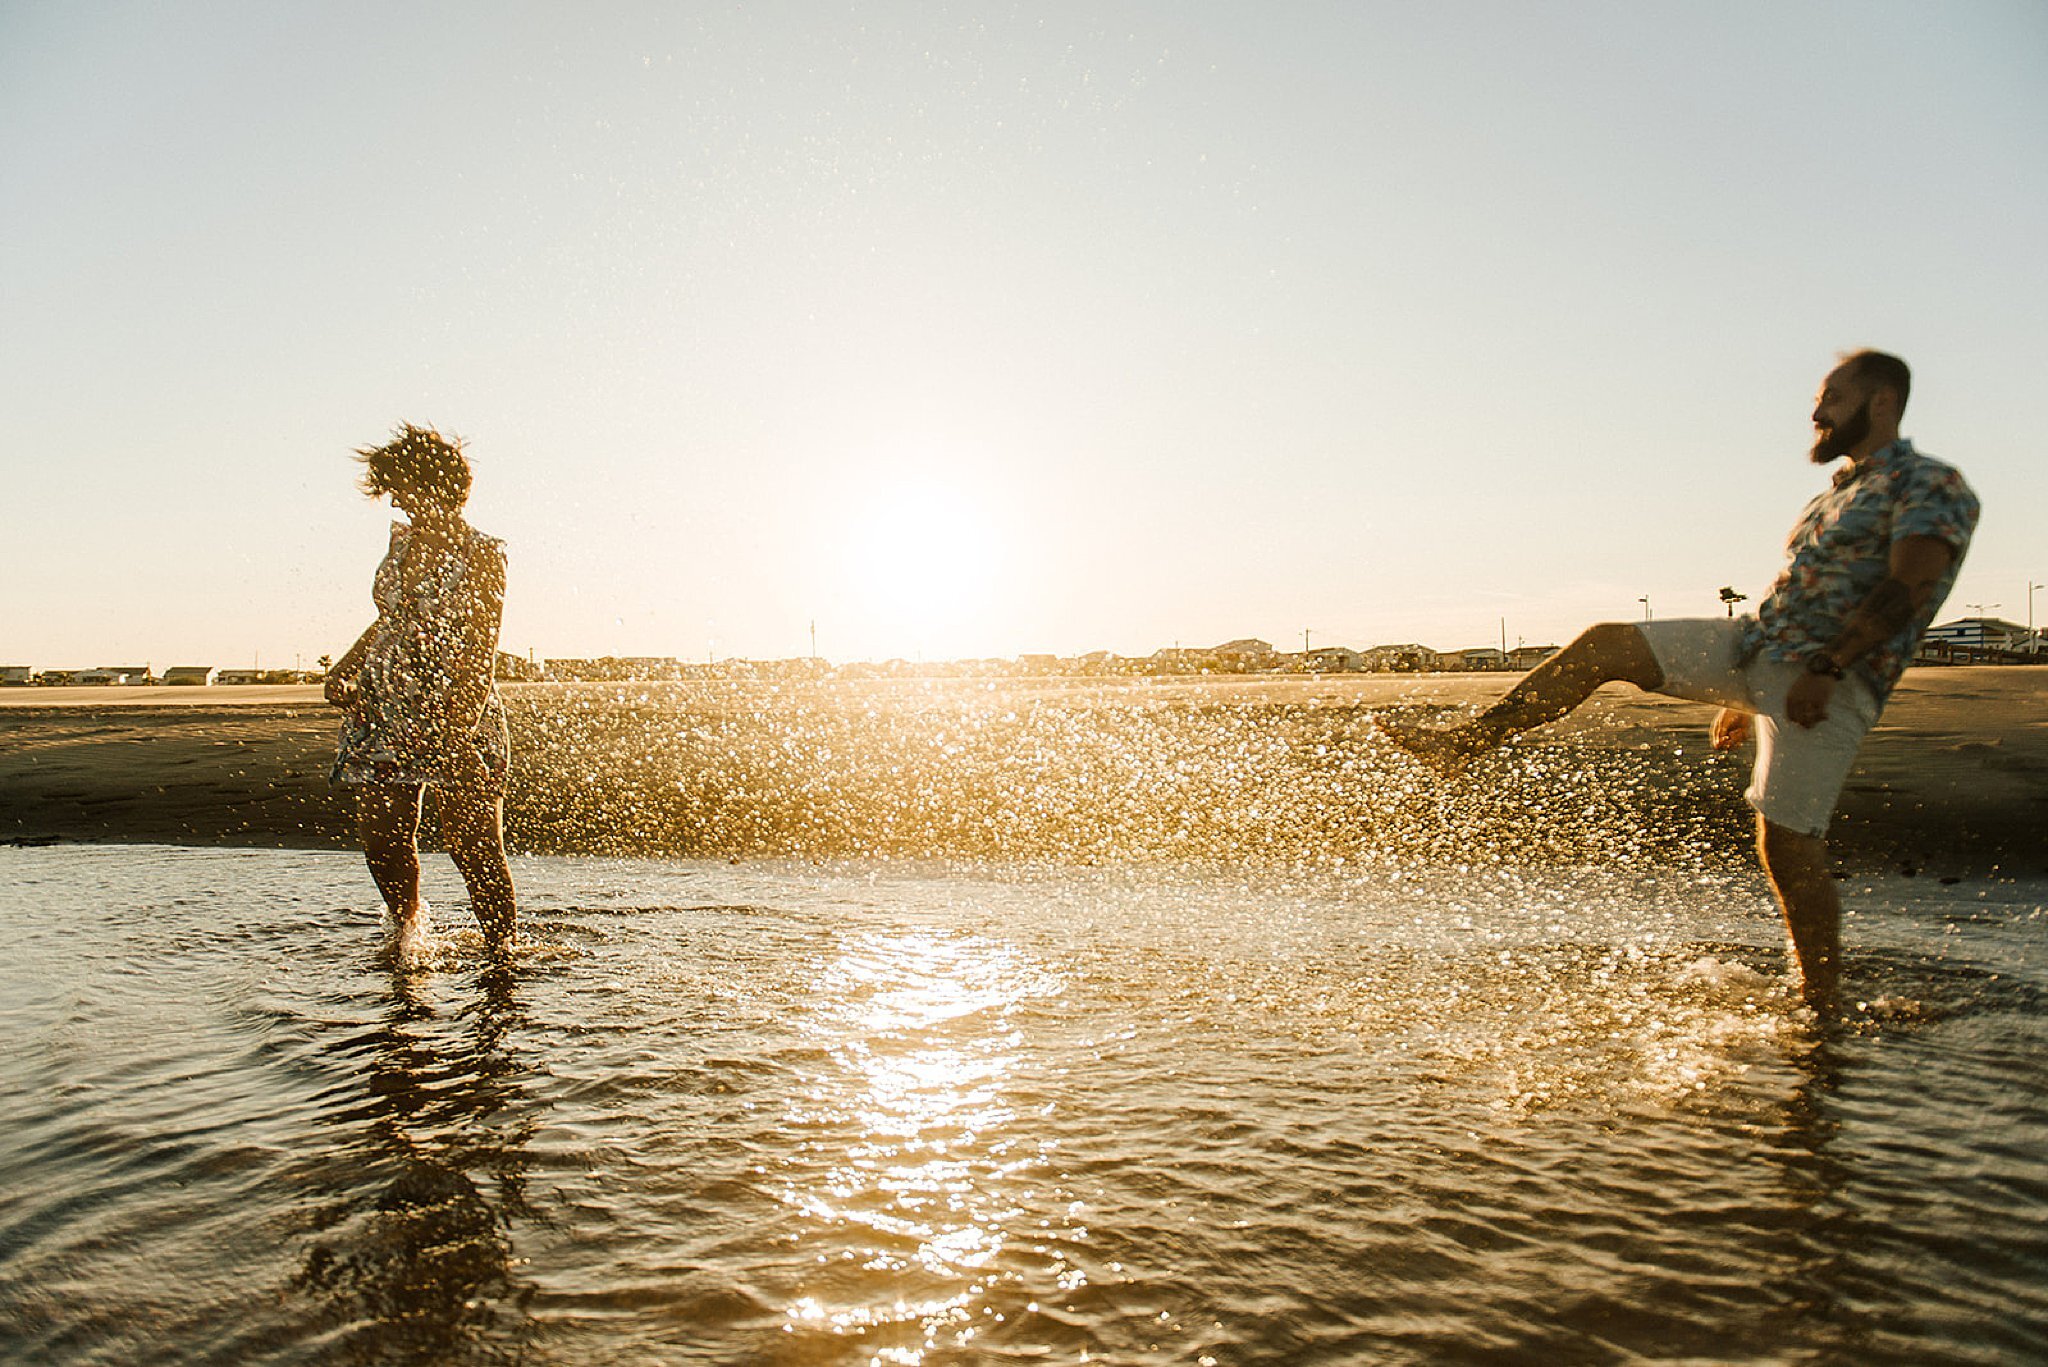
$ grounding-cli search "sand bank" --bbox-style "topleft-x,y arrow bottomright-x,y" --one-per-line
1,670 -> 2041,873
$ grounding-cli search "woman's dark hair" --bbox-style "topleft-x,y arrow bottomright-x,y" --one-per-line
356,423 -> 473,508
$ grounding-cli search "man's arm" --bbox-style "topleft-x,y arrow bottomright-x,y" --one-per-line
1783,534 -> 1955,728
1813,534 -> 1957,673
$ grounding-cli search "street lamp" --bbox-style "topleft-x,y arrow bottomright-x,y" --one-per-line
1638,595 -> 1652,622
1966,604 -> 1999,654
2029,582 -> 2043,656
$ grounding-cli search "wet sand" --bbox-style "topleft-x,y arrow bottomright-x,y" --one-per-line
1,669 -> 2042,873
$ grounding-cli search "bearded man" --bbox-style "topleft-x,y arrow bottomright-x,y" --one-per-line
1384,350 -> 1979,1014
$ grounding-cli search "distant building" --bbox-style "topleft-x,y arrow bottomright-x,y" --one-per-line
1359,644 -> 1438,673
1456,647 -> 1507,672
160,666 -> 216,686
1304,645 -> 1365,673
1147,647 -> 1201,674
494,651 -> 544,682
1922,617 -> 2030,652
1508,644 -> 1560,670
1209,638 -> 1278,670
78,665 -> 151,685
216,669 -> 264,685
1919,617 -> 2040,663
1074,650 -> 1130,675
0,666 -> 31,686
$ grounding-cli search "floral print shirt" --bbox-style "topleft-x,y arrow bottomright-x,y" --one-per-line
1739,439 -> 1978,701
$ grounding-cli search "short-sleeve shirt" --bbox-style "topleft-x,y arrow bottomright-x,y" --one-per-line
1738,438 -> 1978,701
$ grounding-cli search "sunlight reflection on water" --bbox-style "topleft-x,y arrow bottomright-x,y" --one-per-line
775,929 -> 1066,1359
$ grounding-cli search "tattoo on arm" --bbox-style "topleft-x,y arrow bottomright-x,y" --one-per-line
1830,576 -> 1926,663
1856,577 -> 1921,635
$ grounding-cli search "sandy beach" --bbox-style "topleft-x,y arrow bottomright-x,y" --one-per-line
2,669 -> 2042,873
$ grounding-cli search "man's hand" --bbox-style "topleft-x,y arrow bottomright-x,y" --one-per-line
1710,708 -> 1753,750
1785,671 -> 1834,729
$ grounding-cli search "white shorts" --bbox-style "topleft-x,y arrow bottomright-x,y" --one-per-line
1634,618 -> 1881,837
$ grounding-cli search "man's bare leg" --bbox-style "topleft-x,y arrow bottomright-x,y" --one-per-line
1756,815 -> 1843,1015
1382,622 -> 1665,770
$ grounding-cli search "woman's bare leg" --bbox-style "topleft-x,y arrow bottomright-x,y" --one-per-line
358,783 -> 426,916
442,787 -> 516,949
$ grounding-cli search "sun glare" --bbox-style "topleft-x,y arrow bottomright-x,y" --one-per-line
843,475 -> 1005,647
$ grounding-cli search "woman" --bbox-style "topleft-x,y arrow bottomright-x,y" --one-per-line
327,423 -> 516,956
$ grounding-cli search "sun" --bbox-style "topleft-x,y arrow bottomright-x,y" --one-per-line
843,476 -> 1004,645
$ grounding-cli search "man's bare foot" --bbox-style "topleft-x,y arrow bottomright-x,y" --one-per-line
1375,718 -> 1484,776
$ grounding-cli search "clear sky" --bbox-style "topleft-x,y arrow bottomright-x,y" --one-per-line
4,2 -> 2044,669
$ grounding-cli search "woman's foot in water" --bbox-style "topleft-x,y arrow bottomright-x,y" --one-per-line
385,898 -> 433,969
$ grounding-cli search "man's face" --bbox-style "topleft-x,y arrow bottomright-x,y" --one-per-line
1810,367 -> 1872,464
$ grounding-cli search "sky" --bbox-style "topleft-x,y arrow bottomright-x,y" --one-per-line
3,1 -> 2045,669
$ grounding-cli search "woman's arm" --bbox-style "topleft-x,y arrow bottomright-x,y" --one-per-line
324,622 -> 379,709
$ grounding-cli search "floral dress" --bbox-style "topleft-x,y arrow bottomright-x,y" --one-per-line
333,522 -> 511,791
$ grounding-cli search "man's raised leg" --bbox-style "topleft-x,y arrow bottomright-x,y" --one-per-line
1382,621 -> 1664,770
1756,815 -> 1843,1015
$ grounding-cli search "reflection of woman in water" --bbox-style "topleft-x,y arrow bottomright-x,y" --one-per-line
327,424 -> 516,955
294,966 -> 538,1358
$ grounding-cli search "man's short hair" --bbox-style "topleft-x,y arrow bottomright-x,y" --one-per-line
1839,349 -> 1911,413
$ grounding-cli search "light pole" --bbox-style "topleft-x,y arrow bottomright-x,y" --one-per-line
1638,595 -> 1652,622
2030,582 -> 2043,656
1966,604 -> 1999,655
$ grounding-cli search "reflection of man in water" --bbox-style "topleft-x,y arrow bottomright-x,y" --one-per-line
1386,351 -> 1978,1015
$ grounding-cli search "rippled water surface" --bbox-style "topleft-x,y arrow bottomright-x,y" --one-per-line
2,844 -> 2044,1364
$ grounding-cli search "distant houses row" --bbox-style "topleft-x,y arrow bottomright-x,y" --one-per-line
0,652 -> 542,688
533,619 -> 2043,680
0,665 -> 321,687
4,619 -> 2038,687
525,640 -> 1568,681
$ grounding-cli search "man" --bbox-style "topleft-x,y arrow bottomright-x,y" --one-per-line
1384,351 -> 1979,1014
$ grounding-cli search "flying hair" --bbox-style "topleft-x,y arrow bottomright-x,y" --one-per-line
355,422 -> 473,508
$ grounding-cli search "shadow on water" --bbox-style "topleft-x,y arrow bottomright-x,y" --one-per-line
288,962 -> 540,1366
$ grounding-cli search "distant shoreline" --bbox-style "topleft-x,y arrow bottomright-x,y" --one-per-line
2,670 -> 2041,876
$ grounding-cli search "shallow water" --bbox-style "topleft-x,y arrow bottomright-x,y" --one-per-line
1,844 -> 2044,1365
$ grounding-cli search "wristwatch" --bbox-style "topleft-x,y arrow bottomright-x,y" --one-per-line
1805,652 -> 1846,680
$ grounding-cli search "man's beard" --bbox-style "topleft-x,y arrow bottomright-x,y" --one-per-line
1811,398 -> 1871,463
